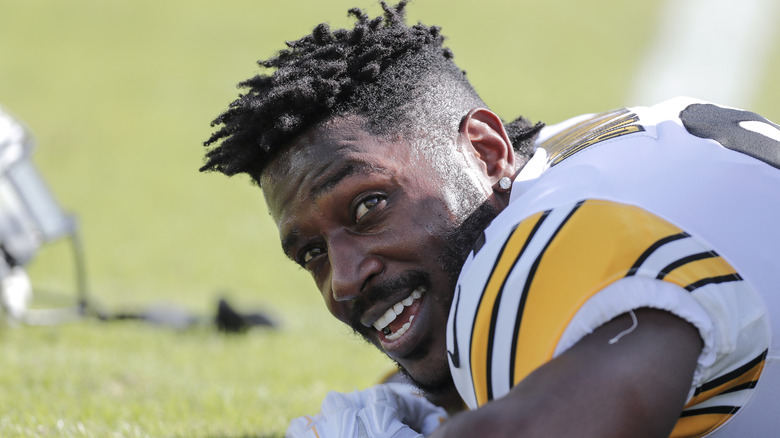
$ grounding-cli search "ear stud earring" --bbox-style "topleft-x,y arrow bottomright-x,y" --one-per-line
498,176 -> 512,190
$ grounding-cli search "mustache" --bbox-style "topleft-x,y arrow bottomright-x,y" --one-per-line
349,270 -> 431,329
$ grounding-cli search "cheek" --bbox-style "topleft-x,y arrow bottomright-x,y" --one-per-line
407,197 -> 458,238
320,285 -> 350,323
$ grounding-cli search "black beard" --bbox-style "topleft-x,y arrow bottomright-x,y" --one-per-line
360,199 -> 501,396
393,358 -> 457,395
437,199 -> 501,287
405,199 -> 500,394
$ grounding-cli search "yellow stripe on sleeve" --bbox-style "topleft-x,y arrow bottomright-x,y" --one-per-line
686,354 -> 765,408
470,211 -> 546,407
669,351 -> 767,437
511,200 -> 683,385
467,198 -> 752,412
671,411 -> 737,438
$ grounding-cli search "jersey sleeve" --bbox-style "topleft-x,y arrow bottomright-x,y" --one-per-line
449,198 -> 769,436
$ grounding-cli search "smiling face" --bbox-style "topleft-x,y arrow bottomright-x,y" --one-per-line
261,114 -> 510,392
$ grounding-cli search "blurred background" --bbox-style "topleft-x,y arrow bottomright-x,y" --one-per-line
0,0 -> 778,436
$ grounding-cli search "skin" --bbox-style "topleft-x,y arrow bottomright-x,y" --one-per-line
262,110 -> 515,395
429,308 -> 702,438
261,108 -> 703,436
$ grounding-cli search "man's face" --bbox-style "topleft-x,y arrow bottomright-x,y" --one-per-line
261,116 -> 494,391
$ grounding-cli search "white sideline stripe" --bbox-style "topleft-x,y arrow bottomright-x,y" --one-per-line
740,121 -> 780,141
627,0 -> 779,108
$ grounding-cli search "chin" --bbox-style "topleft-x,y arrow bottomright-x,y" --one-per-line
398,349 -> 455,396
399,364 -> 456,397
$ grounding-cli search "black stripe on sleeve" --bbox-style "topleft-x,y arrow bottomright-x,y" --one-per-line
508,201 -> 585,389
685,273 -> 743,292
627,232 -> 690,277
481,212 -> 549,402
692,350 -> 768,396
470,224 -> 518,402
680,406 -> 739,417
720,381 -> 758,395
656,251 -> 719,280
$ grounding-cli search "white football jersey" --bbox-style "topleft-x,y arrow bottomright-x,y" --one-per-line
447,97 -> 780,436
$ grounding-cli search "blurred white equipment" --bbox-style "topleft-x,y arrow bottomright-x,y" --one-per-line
0,105 -> 86,325
286,383 -> 447,438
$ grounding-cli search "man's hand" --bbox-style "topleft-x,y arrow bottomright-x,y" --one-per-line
430,308 -> 702,438
286,383 -> 447,438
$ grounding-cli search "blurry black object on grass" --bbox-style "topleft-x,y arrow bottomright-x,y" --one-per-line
100,297 -> 277,333
215,298 -> 275,333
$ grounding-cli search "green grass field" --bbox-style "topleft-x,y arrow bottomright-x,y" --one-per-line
0,0 -> 778,436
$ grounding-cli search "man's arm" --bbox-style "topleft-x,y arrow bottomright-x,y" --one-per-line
431,308 -> 702,438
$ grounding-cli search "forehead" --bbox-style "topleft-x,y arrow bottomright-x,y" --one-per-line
263,117 -> 388,181
260,117 -> 419,221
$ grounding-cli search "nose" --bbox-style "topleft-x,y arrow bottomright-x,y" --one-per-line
328,231 -> 384,303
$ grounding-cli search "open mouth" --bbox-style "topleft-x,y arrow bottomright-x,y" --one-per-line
372,286 -> 425,341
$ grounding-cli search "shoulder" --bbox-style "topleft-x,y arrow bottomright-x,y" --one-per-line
449,198 -> 772,418
535,96 -> 780,172
447,98 -> 780,431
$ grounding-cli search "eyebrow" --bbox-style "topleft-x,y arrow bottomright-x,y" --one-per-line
281,229 -> 302,261
309,160 -> 379,199
281,160 -> 385,258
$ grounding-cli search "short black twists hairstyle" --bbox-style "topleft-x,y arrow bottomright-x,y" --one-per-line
202,1 -> 543,185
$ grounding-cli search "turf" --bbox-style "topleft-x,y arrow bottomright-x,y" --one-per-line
0,0 -> 777,436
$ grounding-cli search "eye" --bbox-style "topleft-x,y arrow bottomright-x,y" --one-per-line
354,194 -> 386,222
299,245 -> 326,267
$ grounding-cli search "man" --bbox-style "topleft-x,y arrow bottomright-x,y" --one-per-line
202,2 -> 779,436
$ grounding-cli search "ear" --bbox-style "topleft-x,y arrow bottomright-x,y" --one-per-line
459,108 -> 516,187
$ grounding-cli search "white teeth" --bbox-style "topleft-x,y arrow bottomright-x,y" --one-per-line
385,321 -> 410,341
385,316 -> 416,341
375,312 -> 396,332
372,287 -> 425,332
